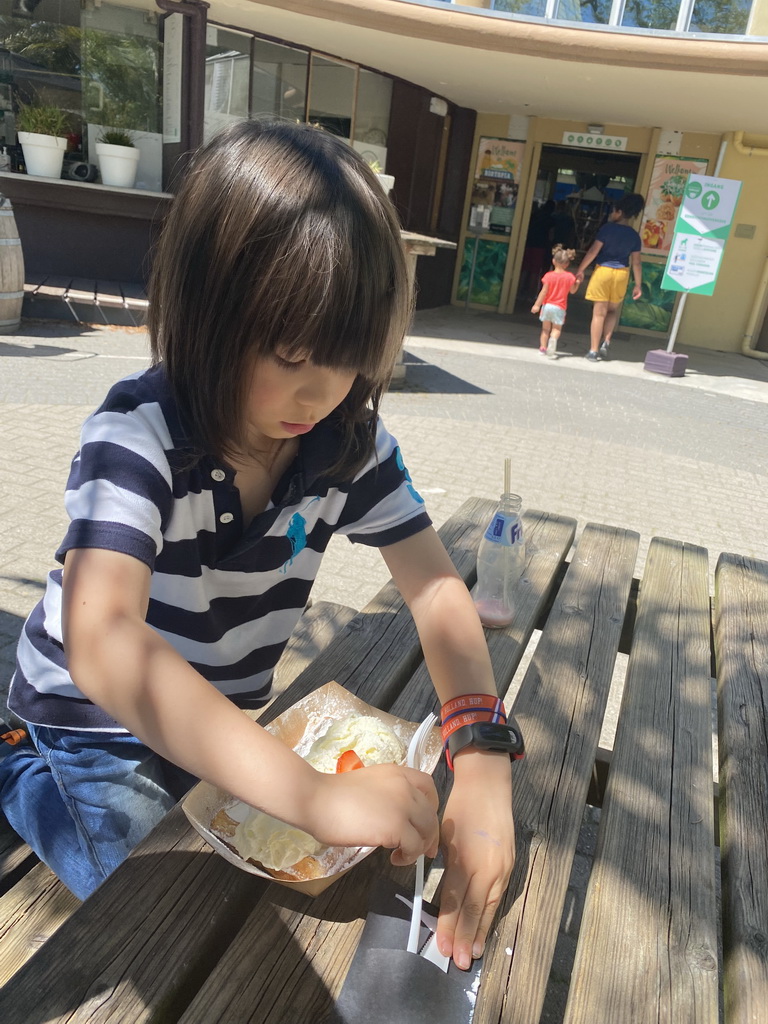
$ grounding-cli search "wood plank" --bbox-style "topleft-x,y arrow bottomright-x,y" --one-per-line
35,276 -> 71,299
256,496 -> 497,729
0,605 -> 355,991
65,279 -> 97,304
0,863 -> 79,987
564,538 -> 717,1024
714,552 -> 768,1024
175,510 -> 577,1024
471,522 -> 639,1024
0,816 -> 37,896
272,600 -> 357,698
95,281 -> 127,308
0,806 -> 272,1023
119,282 -> 150,309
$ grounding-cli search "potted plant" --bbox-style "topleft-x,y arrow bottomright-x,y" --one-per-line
367,158 -> 394,196
16,103 -> 69,179
95,129 -> 140,188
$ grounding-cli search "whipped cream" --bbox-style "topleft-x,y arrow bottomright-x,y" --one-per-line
232,714 -> 405,872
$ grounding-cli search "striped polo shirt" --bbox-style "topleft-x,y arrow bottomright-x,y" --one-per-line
9,365 -> 430,732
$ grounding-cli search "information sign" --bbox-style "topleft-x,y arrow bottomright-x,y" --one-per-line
661,174 -> 741,296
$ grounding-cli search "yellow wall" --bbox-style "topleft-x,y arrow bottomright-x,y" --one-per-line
678,133 -> 768,352
453,115 -> 768,354
749,0 -> 768,33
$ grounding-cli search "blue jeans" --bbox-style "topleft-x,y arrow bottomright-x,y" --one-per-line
0,724 -> 197,900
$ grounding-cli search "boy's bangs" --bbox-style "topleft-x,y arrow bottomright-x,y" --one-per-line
240,229 -> 404,384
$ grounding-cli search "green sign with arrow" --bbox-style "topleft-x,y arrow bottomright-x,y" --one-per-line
661,174 -> 741,296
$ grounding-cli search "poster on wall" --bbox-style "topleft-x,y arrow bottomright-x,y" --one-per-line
639,155 -> 708,255
618,259 -> 678,335
469,137 -> 526,236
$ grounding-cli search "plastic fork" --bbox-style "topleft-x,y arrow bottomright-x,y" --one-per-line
405,712 -> 438,954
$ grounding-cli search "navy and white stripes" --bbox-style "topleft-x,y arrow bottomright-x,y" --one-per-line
10,366 -> 430,731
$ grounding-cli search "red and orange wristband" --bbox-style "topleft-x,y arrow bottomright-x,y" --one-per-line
440,693 -> 514,770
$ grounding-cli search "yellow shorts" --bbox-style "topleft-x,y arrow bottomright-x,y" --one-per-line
585,265 -> 630,304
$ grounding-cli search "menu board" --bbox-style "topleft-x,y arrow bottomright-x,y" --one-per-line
639,155 -> 708,255
469,137 -> 526,235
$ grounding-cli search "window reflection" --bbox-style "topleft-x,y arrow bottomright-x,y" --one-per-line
204,27 -> 250,143
689,0 -> 751,33
251,37 -> 307,122
620,0 -> 679,30
492,0 -> 548,16
556,0 -> 612,24
0,0 -> 161,187
309,53 -> 356,142
352,69 -> 391,173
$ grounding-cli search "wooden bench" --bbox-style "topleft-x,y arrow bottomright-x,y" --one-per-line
714,553 -> 768,1024
23,275 -> 149,326
0,599 -> 355,989
0,503 -> 766,1024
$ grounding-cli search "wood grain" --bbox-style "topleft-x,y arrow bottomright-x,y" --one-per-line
0,863 -> 79,986
0,807 -> 270,1023
564,538 -> 717,1024
473,522 -> 639,1024
175,509 -> 577,1023
715,553 -> 768,1024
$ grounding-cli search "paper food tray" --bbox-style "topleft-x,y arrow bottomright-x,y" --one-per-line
182,681 -> 443,897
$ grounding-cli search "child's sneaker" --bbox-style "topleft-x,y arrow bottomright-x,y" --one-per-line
585,350 -> 599,362
599,341 -> 610,357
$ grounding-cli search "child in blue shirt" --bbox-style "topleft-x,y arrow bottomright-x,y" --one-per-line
0,118 -> 515,972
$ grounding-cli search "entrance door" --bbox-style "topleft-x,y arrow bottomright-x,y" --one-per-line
515,145 -> 641,332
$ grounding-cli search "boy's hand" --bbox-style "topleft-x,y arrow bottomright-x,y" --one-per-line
575,271 -> 584,284
435,750 -> 515,971
309,763 -> 439,865
632,285 -> 642,301
531,304 -> 540,313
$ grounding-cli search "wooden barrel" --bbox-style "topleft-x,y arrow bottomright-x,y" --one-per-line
0,197 -> 24,334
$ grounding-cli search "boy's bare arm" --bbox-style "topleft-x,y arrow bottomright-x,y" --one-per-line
381,528 -> 515,971
61,546 -> 438,861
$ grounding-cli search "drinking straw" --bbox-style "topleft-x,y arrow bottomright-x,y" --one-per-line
504,456 -> 511,495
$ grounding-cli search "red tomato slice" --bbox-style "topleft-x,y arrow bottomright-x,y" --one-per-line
336,749 -> 364,773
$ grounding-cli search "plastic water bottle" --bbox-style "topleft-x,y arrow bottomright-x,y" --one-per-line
473,463 -> 525,628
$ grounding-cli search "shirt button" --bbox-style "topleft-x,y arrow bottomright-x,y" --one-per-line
211,468 -> 226,482
219,512 -> 234,524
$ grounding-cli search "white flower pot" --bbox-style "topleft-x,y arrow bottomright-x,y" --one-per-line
95,142 -> 140,188
18,132 -> 66,179
376,173 -> 395,195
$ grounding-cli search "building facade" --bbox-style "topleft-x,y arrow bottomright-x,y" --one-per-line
2,0 -> 767,355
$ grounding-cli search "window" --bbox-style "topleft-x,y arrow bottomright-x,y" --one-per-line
308,53 -> 356,142
351,69 -> 391,172
620,0 -> 680,30
555,0 -> 613,25
492,0 -> 549,15
0,0 -> 162,188
251,37 -> 307,122
204,27 -> 250,143
689,0 -> 751,33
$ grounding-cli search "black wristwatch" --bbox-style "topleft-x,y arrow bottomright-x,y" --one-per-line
447,717 -> 525,769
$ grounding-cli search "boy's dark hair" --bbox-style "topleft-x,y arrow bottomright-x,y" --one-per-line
615,193 -> 645,220
148,117 -> 412,479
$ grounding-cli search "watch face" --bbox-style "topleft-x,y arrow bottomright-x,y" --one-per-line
476,721 -> 524,753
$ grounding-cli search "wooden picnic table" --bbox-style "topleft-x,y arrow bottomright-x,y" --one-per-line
0,497 -> 766,1023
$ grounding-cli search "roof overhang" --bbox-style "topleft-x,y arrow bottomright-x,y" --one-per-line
208,0 -> 768,134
